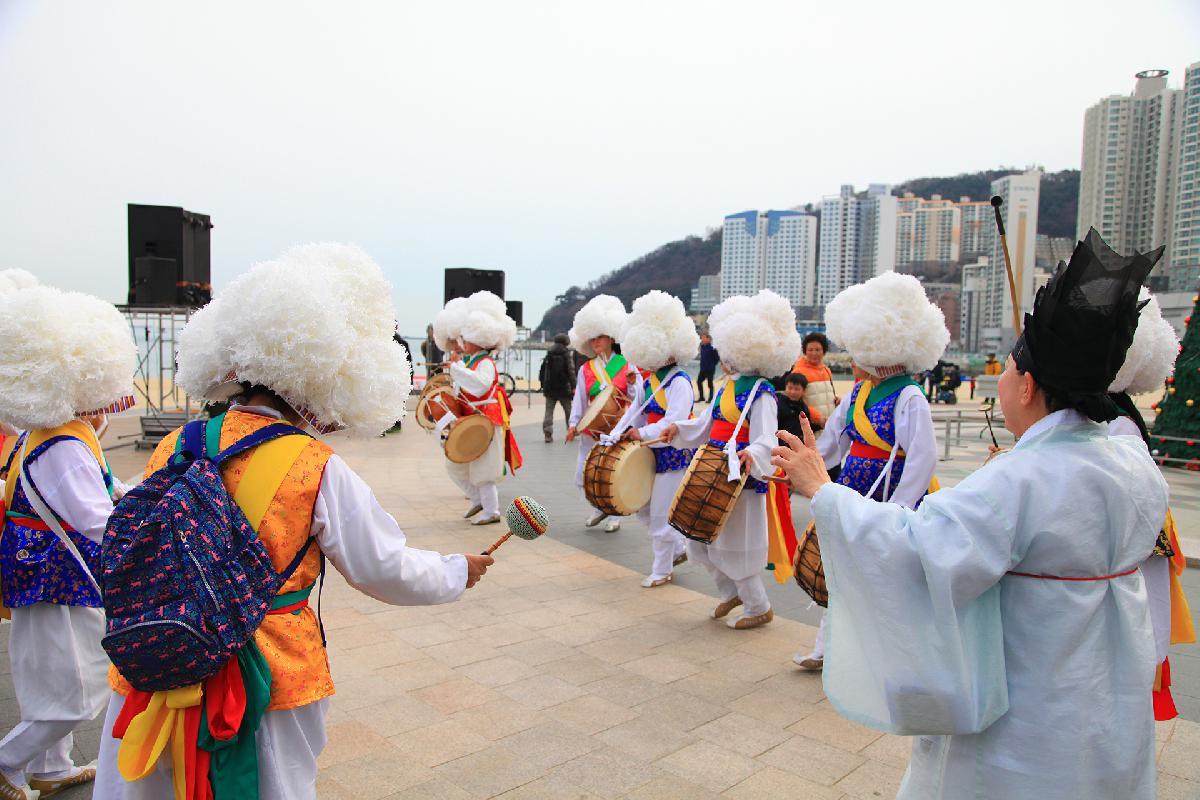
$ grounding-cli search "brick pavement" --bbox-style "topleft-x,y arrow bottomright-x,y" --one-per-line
2,402 -> 1198,798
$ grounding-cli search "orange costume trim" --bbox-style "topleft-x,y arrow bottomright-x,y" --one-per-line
110,410 -> 335,712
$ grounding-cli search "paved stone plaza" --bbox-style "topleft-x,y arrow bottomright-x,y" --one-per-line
4,400 -> 1199,798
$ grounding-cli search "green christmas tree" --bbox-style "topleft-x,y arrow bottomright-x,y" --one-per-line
1151,290 -> 1200,469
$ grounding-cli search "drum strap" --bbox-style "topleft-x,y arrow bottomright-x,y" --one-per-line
724,378 -> 764,483
605,367 -> 683,443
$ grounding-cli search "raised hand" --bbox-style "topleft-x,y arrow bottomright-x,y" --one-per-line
771,416 -> 830,498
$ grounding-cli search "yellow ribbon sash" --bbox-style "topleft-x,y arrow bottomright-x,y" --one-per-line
850,381 -> 939,494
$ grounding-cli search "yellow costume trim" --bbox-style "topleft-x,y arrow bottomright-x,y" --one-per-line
3,420 -> 105,509
717,381 -> 741,428
850,381 -> 939,494
1163,510 -> 1195,645
233,434 -> 311,531
116,683 -> 203,795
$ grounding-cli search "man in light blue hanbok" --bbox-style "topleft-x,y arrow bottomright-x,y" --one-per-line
773,230 -> 1168,799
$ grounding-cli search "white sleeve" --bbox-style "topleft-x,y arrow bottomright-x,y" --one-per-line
313,455 -> 467,605
25,439 -> 114,544
450,358 -> 497,398
1141,554 -> 1171,664
609,373 -> 647,438
568,365 -> 588,426
672,402 -> 715,448
745,393 -> 778,479
640,377 -> 694,441
818,393 -> 853,470
1108,417 -> 1142,438
889,387 -> 938,509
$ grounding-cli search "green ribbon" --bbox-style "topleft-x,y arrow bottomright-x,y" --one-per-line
199,641 -> 272,800
865,374 -> 921,408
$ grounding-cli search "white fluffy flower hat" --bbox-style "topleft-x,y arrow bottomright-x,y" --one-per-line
0,285 -> 136,430
569,294 -> 627,358
433,291 -> 516,352
1109,291 -> 1179,395
0,269 -> 39,295
825,272 -> 949,374
707,290 -> 801,378
619,290 -> 699,370
175,243 -> 411,437
433,296 -> 469,353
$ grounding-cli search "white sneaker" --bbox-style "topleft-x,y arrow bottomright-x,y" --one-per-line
585,509 -> 609,527
604,519 -> 621,532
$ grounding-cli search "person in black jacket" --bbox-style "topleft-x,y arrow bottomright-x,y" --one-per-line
776,373 -> 815,440
697,333 -> 719,402
539,333 -> 575,442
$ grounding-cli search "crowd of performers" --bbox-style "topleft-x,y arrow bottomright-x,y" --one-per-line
0,227 -> 1191,799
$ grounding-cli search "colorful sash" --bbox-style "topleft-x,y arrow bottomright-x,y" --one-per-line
847,379 -> 940,499
1153,509 -> 1195,721
459,353 -> 523,473
585,354 -> 628,398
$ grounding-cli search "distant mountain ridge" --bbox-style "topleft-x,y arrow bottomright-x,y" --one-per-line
535,168 -> 1080,333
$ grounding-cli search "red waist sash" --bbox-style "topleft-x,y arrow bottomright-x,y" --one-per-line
710,419 -> 748,444
1006,566 -> 1138,581
848,441 -> 905,461
5,513 -> 76,533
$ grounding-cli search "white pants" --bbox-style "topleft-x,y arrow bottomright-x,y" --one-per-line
0,604 -> 108,777
637,467 -> 688,578
446,428 -> 504,517
810,610 -> 827,659
687,541 -> 771,616
93,692 -> 329,800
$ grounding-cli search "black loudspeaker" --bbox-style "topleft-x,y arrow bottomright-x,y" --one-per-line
505,301 -> 523,327
444,268 -> 504,304
132,256 -> 180,306
128,204 -> 213,306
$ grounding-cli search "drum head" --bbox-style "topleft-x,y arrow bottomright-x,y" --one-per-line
609,443 -> 656,515
577,384 -> 615,433
445,415 -> 495,463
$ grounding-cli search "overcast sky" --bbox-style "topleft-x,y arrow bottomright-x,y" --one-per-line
1,0 -> 1197,333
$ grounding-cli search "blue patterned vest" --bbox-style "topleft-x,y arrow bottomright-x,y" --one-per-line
0,433 -> 111,607
709,378 -> 776,493
836,380 -> 926,506
643,369 -> 696,474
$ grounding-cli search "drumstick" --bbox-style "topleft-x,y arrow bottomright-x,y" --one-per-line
763,474 -> 790,484
638,435 -> 669,447
481,496 -> 550,555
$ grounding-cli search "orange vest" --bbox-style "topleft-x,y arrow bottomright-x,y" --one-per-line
110,410 -> 335,712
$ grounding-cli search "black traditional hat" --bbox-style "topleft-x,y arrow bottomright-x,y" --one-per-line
1010,228 -> 1162,422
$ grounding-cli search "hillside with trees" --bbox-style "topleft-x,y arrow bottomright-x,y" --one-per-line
537,231 -> 721,335
535,168 -> 1080,332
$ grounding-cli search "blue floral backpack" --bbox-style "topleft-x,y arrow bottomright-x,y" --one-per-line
101,415 -> 315,691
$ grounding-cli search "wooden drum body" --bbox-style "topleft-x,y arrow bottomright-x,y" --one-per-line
416,378 -> 458,430
792,521 -> 827,607
577,384 -> 628,438
668,444 -> 747,544
583,440 -> 656,517
443,414 -> 495,464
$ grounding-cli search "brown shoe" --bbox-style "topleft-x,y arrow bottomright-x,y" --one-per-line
672,552 -> 688,567
710,596 -> 742,619
0,770 -> 35,800
30,764 -> 96,797
727,609 -> 774,630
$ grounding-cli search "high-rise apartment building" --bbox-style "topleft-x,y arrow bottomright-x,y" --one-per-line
981,169 -> 1041,351
816,184 -> 897,306
718,209 -> 817,307
689,273 -> 720,314
1078,65 -> 1200,290
896,194 -> 960,269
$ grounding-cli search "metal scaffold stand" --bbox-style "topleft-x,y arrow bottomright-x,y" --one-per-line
117,305 -> 204,449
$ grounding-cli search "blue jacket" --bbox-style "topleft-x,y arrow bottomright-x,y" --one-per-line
698,343 -> 719,373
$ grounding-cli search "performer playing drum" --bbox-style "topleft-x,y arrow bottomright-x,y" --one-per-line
566,295 -> 634,532
603,291 -> 698,587
794,273 -> 944,670
663,290 -> 799,629
433,292 -> 522,525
